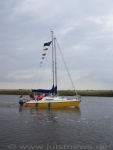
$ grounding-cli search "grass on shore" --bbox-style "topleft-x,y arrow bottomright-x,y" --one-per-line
0,89 -> 113,97
59,90 -> 113,97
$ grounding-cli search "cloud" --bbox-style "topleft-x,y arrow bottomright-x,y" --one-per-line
0,0 -> 113,90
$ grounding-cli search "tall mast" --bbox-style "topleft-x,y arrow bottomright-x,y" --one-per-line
51,31 -> 54,94
54,37 -> 57,95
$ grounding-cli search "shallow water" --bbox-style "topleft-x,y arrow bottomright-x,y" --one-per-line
0,95 -> 113,150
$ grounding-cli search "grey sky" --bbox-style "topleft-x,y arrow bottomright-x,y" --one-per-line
0,0 -> 113,90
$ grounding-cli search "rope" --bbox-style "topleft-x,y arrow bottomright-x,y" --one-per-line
56,38 -> 78,95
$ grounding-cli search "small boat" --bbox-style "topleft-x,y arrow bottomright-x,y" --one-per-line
25,96 -> 81,108
19,31 -> 81,108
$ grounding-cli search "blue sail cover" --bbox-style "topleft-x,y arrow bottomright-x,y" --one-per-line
32,85 -> 57,94
54,86 -> 57,94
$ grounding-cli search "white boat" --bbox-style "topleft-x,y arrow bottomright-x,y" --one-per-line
19,31 -> 81,108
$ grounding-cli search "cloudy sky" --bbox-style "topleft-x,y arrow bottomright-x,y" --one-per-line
0,0 -> 113,90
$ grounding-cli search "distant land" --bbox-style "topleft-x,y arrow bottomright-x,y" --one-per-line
0,89 -> 113,97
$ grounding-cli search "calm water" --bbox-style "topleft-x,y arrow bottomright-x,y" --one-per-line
0,95 -> 113,150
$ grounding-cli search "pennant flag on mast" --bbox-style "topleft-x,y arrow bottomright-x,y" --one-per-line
43,48 -> 48,51
44,41 -> 52,46
39,40 -> 51,67
40,62 -> 43,67
42,53 -> 46,56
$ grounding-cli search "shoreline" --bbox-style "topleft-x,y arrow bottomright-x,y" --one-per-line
0,89 -> 113,97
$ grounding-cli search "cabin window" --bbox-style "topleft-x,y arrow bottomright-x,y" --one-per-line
45,99 -> 54,101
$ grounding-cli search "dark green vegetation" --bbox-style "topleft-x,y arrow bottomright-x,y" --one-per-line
59,90 -> 113,97
0,89 -> 31,95
0,89 -> 113,97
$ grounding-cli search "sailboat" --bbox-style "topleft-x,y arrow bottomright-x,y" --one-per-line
19,31 -> 81,108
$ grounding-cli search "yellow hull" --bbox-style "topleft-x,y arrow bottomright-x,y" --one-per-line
26,101 -> 80,108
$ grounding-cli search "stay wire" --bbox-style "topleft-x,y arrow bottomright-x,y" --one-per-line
55,38 -> 78,95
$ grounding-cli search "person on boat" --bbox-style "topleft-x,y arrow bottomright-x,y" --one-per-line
30,92 -> 35,100
37,94 -> 45,101
37,94 -> 41,101
20,95 -> 24,100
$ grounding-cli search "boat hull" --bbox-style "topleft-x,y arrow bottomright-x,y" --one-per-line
26,100 -> 80,108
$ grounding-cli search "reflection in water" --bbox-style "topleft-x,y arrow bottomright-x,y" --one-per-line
19,106 -> 81,114
18,106 -> 81,128
19,106 -> 81,119
18,106 -> 81,146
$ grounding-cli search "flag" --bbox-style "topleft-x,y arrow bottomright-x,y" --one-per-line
44,41 -> 52,46
42,53 -> 46,56
43,48 -> 48,51
40,62 -> 42,67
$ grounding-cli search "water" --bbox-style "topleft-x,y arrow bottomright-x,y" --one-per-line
0,95 -> 113,150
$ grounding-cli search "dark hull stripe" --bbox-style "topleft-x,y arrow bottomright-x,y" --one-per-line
35,102 -> 38,107
48,102 -> 50,108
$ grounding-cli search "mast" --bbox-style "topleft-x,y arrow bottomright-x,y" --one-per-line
54,37 -> 57,95
51,31 -> 54,95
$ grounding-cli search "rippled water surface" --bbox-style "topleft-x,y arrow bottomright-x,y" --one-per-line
0,95 -> 113,150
